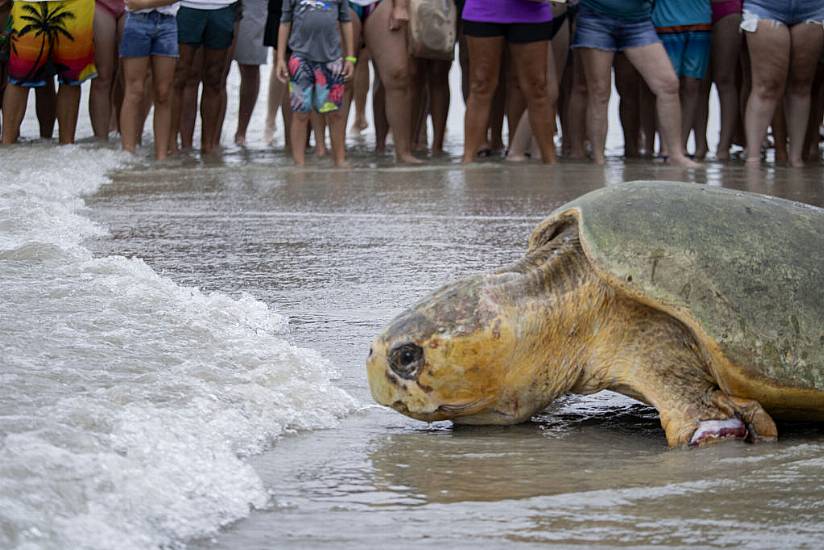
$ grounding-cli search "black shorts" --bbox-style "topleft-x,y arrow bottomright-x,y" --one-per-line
263,0 -> 282,48
461,19 -> 557,43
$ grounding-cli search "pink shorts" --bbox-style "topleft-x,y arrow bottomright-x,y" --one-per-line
712,0 -> 743,24
96,0 -> 126,19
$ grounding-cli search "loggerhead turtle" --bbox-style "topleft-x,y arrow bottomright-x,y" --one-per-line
366,181 -> 824,447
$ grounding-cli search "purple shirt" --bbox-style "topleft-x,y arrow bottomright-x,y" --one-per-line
462,0 -> 553,24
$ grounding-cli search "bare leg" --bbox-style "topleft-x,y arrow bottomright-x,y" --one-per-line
214,27 -> 238,149
639,80 -> 657,156
90,7 -> 119,139
624,41 -> 699,167
567,49 -> 588,159
744,21 -> 790,166
201,47 -> 230,154
712,12 -> 742,160
35,80 -> 57,139
488,71 -> 506,152
55,84 -> 82,144
327,109 -> 348,167
120,56 -> 151,153
311,110 -> 328,156
234,63 -> 261,145
614,53 -> 641,158
505,48 -> 527,148
694,74 -> 710,160
363,0 -> 419,163
772,102 -> 788,163
680,76 -> 702,154
170,44 -> 198,154
151,55 -> 176,160
264,49 -> 286,145
290,111 -> 310,165
804,61 -> 824,161
372,71 -> 388,153
580,47 -> 615,165
351,48 -> 370,133
429,58 -> 451,154
137,71 -> 153,145
1,84 -> 29,144
785,23 -> 824,167
462,35 -> 505,163
509,38 -> 561,162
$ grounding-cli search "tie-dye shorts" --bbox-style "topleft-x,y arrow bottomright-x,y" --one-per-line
7,0 -> 97,87
288,54 -> 345,114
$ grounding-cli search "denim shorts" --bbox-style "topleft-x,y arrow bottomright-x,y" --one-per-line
742,0 -> 824,28
120,11 -> 179,58
572,7 -> 660,51
177,4 -> 237,49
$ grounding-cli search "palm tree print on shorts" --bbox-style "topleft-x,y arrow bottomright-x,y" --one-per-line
15,2 -> 75,82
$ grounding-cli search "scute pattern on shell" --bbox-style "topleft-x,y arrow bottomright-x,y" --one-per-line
532,181 -> 824,393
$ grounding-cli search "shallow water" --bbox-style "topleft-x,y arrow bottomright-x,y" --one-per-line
3,65 -> 824,549
86,156 -> 824,549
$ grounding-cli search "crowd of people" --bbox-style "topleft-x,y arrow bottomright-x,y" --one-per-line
1,0 -> 823,168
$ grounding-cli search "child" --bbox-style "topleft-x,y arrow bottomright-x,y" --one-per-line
276,0 -> 355,167
119,0 -> 179,159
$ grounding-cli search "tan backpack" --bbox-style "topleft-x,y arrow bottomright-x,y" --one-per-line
407,0 -> 457,60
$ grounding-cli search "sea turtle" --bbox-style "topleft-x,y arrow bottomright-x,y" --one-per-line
366,181 -> 824,447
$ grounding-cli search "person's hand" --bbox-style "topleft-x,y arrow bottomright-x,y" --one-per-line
276,58 -> 289,83
389,2 -> 409,31
342,60 -> 355,81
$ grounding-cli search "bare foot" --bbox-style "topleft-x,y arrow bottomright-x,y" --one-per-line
789,157 -> 805,168
263,125 -> 274,146
316,145 -> 327,158
667,155 -> 700,168
234,134 -> 246,146
775,146 -> 788,164
716,148 -> 730,161
350,119 -> 368,134
506,153 -> 528,162
334,159 -> 351,168
398,153 -> 423,164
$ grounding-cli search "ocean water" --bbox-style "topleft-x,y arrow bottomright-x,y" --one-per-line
0,145 -> 357,549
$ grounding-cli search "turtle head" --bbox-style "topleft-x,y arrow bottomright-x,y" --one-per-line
367,272 -> 549,425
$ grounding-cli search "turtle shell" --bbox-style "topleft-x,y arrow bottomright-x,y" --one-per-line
529,181 -> 824,415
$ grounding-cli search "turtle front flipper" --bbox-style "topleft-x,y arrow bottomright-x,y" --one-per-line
693,391 -> 778,446
592,297 -> 779,448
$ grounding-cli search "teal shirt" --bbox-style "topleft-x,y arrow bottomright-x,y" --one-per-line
581,0 -> 652,21
651,0 -> 711,28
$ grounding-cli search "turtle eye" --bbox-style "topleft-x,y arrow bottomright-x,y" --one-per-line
388,343 -> 424,380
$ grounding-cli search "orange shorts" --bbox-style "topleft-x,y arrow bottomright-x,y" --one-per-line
8,0 -> 97,87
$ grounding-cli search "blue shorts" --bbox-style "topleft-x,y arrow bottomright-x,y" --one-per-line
659,30 -> 710,79
742,0 -> 824,27
572,7 -> 660,52
177,4 -> 237,49
120,11 -> 179,58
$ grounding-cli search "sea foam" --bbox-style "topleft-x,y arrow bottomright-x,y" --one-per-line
0,145 -> 357,549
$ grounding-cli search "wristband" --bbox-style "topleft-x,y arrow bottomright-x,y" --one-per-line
345,56 -> 358,64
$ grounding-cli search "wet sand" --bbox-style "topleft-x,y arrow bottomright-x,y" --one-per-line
86,154 -> 824,549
